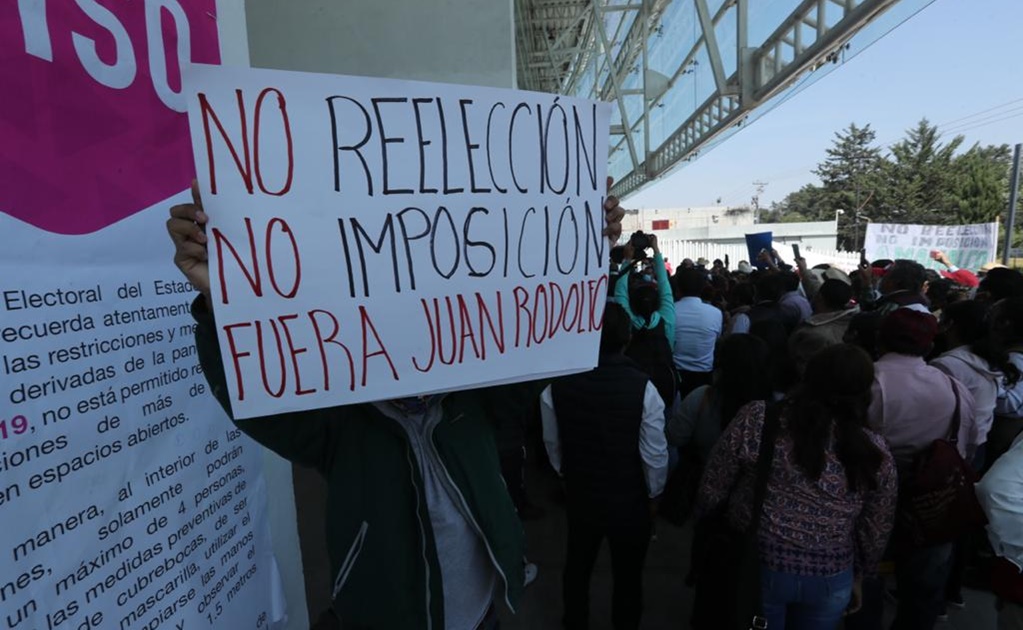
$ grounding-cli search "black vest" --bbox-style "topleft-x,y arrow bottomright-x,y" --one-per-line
551,354 -> 651,523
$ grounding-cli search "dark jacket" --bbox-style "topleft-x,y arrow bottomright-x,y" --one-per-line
552,354 -> 651,523
193,300 -> 536,628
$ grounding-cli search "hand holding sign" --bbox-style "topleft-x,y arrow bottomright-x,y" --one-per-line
603,177 -> 625,244
167,181 -> 212,303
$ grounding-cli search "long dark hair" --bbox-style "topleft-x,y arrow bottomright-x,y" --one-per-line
750,319 -> 794,394
629,282 -> 660,325
941,300 -> 1001,374
941,299 -> 990,347
785,344 -> 884,493
713,334 -> 772,429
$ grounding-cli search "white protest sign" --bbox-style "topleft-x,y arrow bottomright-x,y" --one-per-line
864,222 -> 998,270
184,64 -> 612,419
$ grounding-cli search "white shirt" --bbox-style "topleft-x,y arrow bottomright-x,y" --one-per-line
539,382 -> 668,497
374,402 -> 496,629
976,433 -> 1023,570
727,312 -> 751,336
673,297 -> 722,372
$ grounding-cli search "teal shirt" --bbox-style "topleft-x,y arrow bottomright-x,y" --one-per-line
614,251 -> 676,347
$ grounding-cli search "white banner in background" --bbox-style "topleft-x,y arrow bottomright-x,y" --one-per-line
864,222 -> 998,270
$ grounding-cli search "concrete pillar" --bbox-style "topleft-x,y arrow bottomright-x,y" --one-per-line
245,0 -> 516,88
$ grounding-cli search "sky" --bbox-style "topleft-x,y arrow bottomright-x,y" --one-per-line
627,0 -> 1023,210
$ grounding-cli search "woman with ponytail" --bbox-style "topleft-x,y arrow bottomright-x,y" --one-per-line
697,344 -> 897,629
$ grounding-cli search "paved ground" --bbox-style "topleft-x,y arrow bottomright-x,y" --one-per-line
293,450 -> 997,629
498,451 -> 997,629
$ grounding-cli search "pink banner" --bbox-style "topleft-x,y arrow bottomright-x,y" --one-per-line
0,1 -> 220,234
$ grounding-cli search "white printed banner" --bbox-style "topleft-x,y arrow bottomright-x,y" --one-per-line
864,222 -> 998,271
1,3 -> 286,629
184,64 -> 613,419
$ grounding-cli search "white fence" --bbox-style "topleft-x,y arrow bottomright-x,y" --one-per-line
657,238 -> 861,271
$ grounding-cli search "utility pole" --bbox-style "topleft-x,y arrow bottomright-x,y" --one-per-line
1004,143 -> 1022,265
752,180 -> 767,223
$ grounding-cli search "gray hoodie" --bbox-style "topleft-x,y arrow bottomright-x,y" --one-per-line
931,345 -> 1001,446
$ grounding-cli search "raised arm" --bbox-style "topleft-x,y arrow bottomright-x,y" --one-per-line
796,257 -> 821,302
649,235 -> 676,347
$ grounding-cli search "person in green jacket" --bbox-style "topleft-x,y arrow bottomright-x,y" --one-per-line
166,182 -> 626,629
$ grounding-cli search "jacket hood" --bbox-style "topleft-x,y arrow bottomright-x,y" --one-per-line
630,311 -> 663,332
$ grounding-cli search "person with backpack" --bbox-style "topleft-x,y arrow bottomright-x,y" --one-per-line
613,233 -> 677,407
866,308 -> 978,629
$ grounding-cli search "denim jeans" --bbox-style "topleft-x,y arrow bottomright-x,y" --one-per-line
760,566 -> 854,630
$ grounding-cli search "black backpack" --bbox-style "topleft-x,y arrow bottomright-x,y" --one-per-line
625,320 -> 678,408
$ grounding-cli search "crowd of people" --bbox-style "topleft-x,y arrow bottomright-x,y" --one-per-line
588,231 -> 1023,630
168,185 -> 1023,629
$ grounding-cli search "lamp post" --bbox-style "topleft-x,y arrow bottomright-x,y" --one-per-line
855,212 -> 872,252
835,209 -> 845,250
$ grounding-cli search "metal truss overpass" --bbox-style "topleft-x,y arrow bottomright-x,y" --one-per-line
515,0 -> 936,198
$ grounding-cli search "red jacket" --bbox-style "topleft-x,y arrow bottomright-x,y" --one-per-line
940,268 -> 979,288
993,558 -> 1023,604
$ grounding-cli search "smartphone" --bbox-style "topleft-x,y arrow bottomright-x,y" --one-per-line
860,248 -> 869,267
791,243 -> 801,260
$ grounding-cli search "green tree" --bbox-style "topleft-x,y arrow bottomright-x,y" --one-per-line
771,184 -> 826,219
770,119 -> 1018,251
814,122 -> 886,211
773,123 -> 886,247
950,143 -> 1012,224
884,118 -> 964,224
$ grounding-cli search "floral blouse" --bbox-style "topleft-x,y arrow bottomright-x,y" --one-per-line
697,401 -> 897,577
